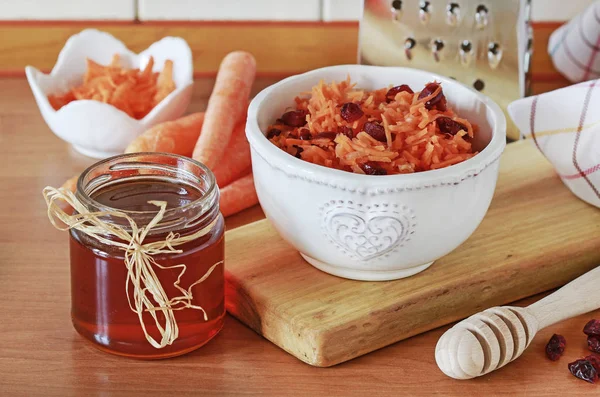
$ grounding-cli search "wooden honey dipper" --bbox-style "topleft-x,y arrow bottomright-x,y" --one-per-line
435,266 -> 600,379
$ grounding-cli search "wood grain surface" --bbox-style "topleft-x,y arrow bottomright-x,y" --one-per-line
1,77 -> 599,395
225,140 -> 600,367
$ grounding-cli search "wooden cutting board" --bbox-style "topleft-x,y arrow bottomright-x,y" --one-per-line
224,140 -> 600,367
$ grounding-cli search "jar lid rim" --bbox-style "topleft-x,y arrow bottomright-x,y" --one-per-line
76,152 -> 218,221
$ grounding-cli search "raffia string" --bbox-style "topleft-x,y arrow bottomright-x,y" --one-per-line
43,186 -> 223,349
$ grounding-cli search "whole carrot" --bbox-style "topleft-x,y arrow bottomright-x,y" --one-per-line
211,119 -> 252,188
192,51 -> 256,169
57,174 -> 79,215
125,112 -> 205,157
62,174 -> 78,193
219,173 -> 258,217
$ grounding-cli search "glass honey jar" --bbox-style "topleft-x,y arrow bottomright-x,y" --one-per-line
67,153 -> 225,359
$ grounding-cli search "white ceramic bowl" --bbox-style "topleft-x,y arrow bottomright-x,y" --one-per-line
26,29 -> 194,159
246,65 -> 506,281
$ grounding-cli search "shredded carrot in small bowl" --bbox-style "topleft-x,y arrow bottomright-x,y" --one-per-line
266,77 -> 478,175
47,54 -> 176,120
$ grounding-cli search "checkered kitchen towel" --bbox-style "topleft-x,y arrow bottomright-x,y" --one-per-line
507,81 -> 600,208
549,1 -> 600,82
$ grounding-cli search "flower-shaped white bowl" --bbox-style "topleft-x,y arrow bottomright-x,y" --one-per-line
246,65 -> 507,281
25,29 -> 194,159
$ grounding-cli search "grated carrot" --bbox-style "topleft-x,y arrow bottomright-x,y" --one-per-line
266,78 -> 478,174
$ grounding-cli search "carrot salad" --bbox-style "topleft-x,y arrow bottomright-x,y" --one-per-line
48,54 -> 176,120
266,78 -> 478,175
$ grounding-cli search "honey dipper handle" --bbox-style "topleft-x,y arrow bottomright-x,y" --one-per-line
528,266 -> 600,330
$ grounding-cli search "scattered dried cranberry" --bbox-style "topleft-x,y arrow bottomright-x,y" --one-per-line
313,132 -> 337,140
363,122 -> 387,142
589,336 -> 600,353
340,103 -> 364,122
266,128 -> 281,139
437,117 -> 467,136
299,128 -> 311,140
545,334 -> 566,361
586,355 -> 600,372
584,319 -> 600,336
281,110 -> 307,127
417,82 -> 447,111
386,84 -> 414,102
339,126 -> 354,139
362,162 -> 387,175
569,358 -> 598,384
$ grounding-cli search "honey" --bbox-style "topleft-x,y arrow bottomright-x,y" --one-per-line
67,153 -> 225,359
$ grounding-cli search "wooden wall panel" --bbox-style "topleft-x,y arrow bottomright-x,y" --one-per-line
0,21 -> 571,93
0,22 -> 358,76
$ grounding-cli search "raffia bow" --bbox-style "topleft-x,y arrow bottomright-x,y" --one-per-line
43,186 -> 222,349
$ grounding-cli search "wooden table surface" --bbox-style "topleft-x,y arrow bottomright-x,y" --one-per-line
1,77 -> 599,396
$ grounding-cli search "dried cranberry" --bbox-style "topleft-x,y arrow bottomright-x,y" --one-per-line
386,84 -> 414,102
362,162 -> 387,175
584,319 -> 600,336
281,110 -> 307,127
568,359 -> 598,384
363,122 -> 387,142
586,355 -> 600,372
417,82 -> 447,111
588,336 -> 600,353
339,126 -> 354,139
313,132 -> 337,140
266,128 -> 281,139
340,103 -> 364,122
437,117 -> 467,135
545,334 -> 566,361
299,128 -> 311,140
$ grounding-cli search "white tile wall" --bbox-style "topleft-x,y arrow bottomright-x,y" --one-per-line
0,0 -> 594,21
0,0 -> 135,20
322,0 -> 363,21
138,0 -> 321,21
530,0 -> 594,21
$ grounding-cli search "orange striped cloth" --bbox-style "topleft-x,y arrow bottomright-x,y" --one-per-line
508,79 -> 600,208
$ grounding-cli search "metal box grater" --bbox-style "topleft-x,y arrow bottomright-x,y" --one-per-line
358,0 -> 533,141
